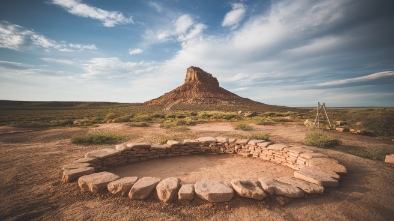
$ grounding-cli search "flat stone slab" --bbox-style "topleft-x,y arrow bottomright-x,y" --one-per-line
258,178 -> 304,198
167,140 -> 181,147
307,158 -> 347,174
183,139 -> 201,145
294,167 -> 339,187
178,184 -> 195,201
385,154 -> 394,164
195,181 -> 234,202
235,139 -> 249,145
128,177 -> 161,199
299,152 -> 328,159
85,150 -> 119,158
73,157 -> 97,164
156,177 -> 181,203
61,167 -> 95,183
126,143 -> 151,149
267,144 -> 288,151
78,172 -> 120,193
247,140 -> 265,145
107,177 -> 138,196
62,163 -> 91,171
285,147 -> 313,154
215,137 -> 229,143
197,137 -> 216,143
231,179 -> 266,200
276,176 -> 324,194
257,141 -> 273,148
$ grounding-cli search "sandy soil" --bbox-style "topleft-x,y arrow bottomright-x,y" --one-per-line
0,122 -> 393,221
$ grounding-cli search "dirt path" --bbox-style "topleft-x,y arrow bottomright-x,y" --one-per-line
0,123 -> 393,220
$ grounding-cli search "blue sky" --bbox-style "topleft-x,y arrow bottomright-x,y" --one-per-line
0,0 -> 393,107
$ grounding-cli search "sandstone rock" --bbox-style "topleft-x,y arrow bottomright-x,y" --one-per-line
167,140 -> 181,147
61,167 -> 95,183
276,176 -> 324,194
257,142 -> 273,148
183,139 -> 201,145
267,144 -> 288,151
215,137 -> 229,143
107,177 -> 138,196
299,152 -> 328,159
385,154 -> 394,164
126,143 -> 151,149
178,184 -> 195,201
230,179 -> 266,200
258,178 -> 304,198
194,181 -> 234,202
85,150 -> 120,158
294,167 -> 339,187
73,157 -> 97,164
276,196 -> 291,205
307,158 -> 347,174
156,177 -> 181,203
62,163 -> 91,171
235,139 -> 249,145
197,137 -> 217,143
78,172 -> 119,193
128,177 -> 161,199
247,140 -> 265,145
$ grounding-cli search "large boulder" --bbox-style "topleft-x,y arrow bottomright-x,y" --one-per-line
276,176 -> 324,194
156,177 -> 181,203
258,178 -> 304,198
61,167 -> 95,183
128,177 -> 161,199
78,172 -> 120,193
231,179 -> 266,200
107,177 -> 138,196
178,184 -> 195,201
194,181 -> 234,202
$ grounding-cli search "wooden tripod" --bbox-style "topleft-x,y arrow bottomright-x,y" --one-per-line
313,102 -> 333,129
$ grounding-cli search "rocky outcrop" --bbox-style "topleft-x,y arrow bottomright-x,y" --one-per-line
144,66 -> 283,111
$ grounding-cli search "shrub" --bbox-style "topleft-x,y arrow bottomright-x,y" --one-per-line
234,123 -> 253,131
254,117 -> 276,125
349,147 -> 387,161
105,112 -> 116,120
71,132 -> 126,145
129,122 -> 149,127
158,135 -> 177,145
304,132 -> 341,148
131,114 -> 151,122
249,133 -> 270,140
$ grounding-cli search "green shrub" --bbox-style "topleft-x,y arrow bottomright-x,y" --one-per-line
249,133 -> 270,140
105,112 -> 116,120
129,122 -> 149,127
198,112 -> 211,119
131,114 -> 151,122
71,132 -> 126,145
304,132 -> 341,148
349,147 -> 387,161
234,123 -> 253,131
254,117 -> 276,125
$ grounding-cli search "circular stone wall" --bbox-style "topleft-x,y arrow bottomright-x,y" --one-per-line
61,137 -> 347,205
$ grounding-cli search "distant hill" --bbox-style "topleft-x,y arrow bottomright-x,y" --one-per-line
145,66 -> 294,112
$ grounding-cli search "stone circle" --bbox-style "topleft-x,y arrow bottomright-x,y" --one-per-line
61,136 -> 348,206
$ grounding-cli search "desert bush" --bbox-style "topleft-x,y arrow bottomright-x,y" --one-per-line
158,135 -> 177,145
234,123 -> 253,131
131,114 -> 151,122
304,132 -> 341,148
129,122 -> 149,127
198,112 -> 212,119
114,115 -> 132,123
72,132 -> 126,145
349,147 -> 387,161
249,133 -> 270,140
105,112 -> 116,120
254,117 -> 276,125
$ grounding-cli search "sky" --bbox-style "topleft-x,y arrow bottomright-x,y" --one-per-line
0,0 -> 393,107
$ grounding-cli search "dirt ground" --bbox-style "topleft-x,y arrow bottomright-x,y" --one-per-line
0,122 -> 393,221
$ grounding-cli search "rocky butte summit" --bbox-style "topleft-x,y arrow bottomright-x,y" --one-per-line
145,66 -> 288,111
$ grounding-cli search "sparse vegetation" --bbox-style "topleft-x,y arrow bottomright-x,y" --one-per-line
71,132 -> 126,145
304,132 -> 342,148
349,147 -> 387,161
233,123 -> 253,131
129,122 -> 149,127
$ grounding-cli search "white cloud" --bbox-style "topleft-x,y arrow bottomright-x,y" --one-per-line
222,3 -> 246,29
0,21 -> 97,52
174,14 -> 194,34
128,48 -> 143,55
178,23 -> 207,42
318,71 -> 394,86
148,2 -> 163,13
51,0 -> 133,27
41,58 -> 75,65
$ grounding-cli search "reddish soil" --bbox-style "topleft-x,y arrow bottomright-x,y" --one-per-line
0,122 -> 393,220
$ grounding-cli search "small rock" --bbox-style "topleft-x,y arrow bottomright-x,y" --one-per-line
385,154 -> 394,164
156,177 -> 181,203
231,179 -> 266,200
195,181 -> 234,202
78,172 -> 120,193
178,184 -> 195,201
128,177 -> 161,199
107,177 -> 138,196
258,178 -> 304,198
